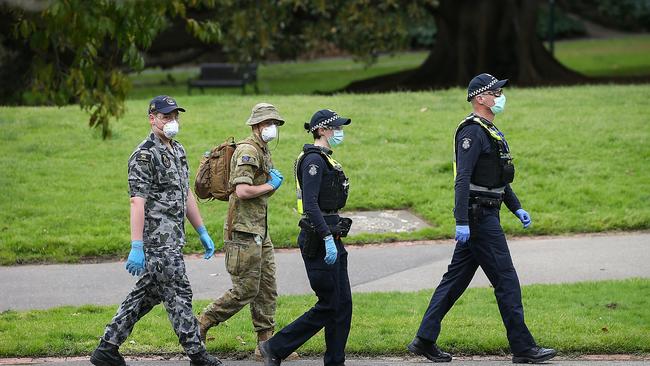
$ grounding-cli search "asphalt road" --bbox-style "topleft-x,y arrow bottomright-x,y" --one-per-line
1,232 -> 649,311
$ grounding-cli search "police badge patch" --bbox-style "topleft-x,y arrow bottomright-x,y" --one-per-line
161,154 -> 171,168
308,164 -> 319,176
461,137 -> 472,150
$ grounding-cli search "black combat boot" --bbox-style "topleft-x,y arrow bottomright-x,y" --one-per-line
407,336 -> 452,362
258,340 -> 282,366
188,350 -> 223,366
512,346 -> 557,363
90,339 -> 126,366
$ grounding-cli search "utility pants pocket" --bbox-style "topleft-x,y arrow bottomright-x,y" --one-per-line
224,232 -> 255,276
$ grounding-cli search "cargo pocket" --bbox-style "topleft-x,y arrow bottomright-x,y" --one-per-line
224,240 -> 250,276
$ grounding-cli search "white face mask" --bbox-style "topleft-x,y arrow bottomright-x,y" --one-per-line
261,124 -> 278,142
162,120 -> 179,139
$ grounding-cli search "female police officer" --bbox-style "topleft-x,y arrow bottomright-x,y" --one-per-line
258,109 -> 352,366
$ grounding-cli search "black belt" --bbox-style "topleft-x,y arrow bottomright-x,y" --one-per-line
470,195 -> 502,208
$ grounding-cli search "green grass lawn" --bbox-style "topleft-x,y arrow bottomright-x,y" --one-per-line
0,84 -> 648,264
128,52 -> 429,99
0,279 -> 648,357
553,35 -> 650,77
128,35 -> 650,98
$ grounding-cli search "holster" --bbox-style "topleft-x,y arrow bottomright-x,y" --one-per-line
298,218 -> 322,259
330,217 -> 353,239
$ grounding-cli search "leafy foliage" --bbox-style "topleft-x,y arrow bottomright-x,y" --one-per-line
7,0 -> 436,137
11,0 -> 220,138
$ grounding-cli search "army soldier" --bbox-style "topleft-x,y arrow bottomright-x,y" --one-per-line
198,103 -> 295,359
408,74 -> 556,364
90,96 -> 222,366
259,109 -> 353,366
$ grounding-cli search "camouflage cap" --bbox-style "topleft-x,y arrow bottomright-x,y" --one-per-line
246,102 -> 285,126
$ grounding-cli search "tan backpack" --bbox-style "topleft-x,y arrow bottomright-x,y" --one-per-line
194,137 -> 237,201
194,138 -> 266,201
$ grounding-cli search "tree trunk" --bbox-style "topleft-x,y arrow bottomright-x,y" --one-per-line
341,0 -> 586,93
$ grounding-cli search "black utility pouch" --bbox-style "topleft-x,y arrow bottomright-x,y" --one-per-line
335,217 -> 353,238
502,163 -> 515,184
299,218 -> 323,259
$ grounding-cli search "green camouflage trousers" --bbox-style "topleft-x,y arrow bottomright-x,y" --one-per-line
201,230 -> 277,332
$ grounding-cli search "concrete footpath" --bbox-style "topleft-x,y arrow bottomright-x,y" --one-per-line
1,232 -> 649,311
2,356 -> 650,365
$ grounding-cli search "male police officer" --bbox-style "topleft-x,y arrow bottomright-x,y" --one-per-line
90,96 -> 222,366
407,74 -> 556,364
197,103 -> 295,359
259,109 -> 353,366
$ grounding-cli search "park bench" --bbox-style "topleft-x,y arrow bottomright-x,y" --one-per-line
188,63 -> 258,94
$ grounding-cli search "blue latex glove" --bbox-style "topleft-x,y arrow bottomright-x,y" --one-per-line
515,208 -> 532,228
125,240 -> 145,276
323,235 -> 338,265
266,168 -> 284,190
197,225 -> 215,259
455,225 -> 470,244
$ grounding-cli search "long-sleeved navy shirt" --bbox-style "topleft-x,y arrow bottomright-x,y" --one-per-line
454,117 -> 521,225
299,145 -> 335,238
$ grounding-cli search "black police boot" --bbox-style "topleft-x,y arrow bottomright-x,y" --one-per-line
512,346 -> 557,364
258,340 -> 282,366
188,350 -> 223,366
407,336 -> 452,362
90,339 -> 126,366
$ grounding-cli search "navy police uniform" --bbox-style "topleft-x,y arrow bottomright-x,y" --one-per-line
263,110 -> 352,366
416,112 -> 536,353
411,74 -> 555,364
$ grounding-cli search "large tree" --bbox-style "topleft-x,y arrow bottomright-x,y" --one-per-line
341,0 -> 586,92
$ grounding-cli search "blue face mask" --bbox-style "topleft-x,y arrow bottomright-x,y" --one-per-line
327,129 -> 344,147
490,94 -> 506,114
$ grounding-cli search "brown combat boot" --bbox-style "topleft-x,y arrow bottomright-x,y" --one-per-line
255,330 -> 299,361
198,313 -> 216,343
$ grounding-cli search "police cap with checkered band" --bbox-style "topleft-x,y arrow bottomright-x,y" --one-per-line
467,73 -> 509,102
304,109 -> 351,133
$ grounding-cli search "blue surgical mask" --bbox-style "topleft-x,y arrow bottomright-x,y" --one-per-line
327,129 -> 344,147
490,94 -> 506,114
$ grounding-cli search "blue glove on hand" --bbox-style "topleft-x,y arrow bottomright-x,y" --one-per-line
323,235 -> 338,265
197,225 -> 215,260
455,225 -> 470,244
515,209 -> 532,228
267,168 -> 284,190
125,240 -> 145,276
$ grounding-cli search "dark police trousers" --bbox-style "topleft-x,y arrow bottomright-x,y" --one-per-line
268,221 -> 352,366
417,207 -> 536,354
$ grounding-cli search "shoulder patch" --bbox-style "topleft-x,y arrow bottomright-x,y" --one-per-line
461,137 -> 472,150
239,155 -> 257,165
136,151 -> 151,162
308,164 -> 319,176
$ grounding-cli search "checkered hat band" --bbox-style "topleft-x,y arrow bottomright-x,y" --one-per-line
309,114 -> 340,132
468,78 -> 498,99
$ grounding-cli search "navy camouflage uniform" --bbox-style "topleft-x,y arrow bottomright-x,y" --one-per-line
101,132 -> 203,355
